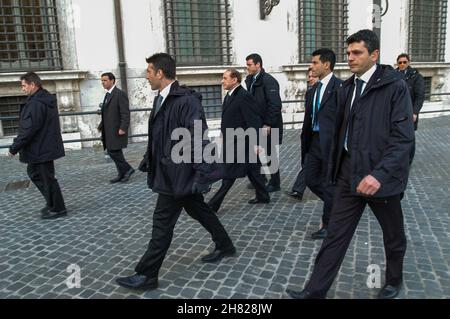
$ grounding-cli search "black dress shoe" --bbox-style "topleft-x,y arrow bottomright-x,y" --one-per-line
40,206 -> 50,214
248,198 -> 270,204
120,168 -> 135,183
116,274 -> 158,290
286,288 -> 324,299
311,228 -> 328,240
201,247 -> 236,263
110,175 -> 123,184
287,191 -> 303,200
41,210 -> 67,220
377,283 -> 401,299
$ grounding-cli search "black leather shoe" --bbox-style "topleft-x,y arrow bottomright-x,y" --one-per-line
201,247 -> 236,263
120,168 -> 135,183
377,283 -> 401,299
286,288 -> 324,299
287,191 -> 303,200
266,185 -> 281,193
40,206 -> 50,214
311,228 -> 328,240
110,175 -> 123,184
41,210 -> 67,220
248,198 -> 270,204
116,274 -> 158,290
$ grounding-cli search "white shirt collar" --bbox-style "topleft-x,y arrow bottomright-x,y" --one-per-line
356,64 -> 377,84
318,72 -> 333,88
227,84 -> 240,97
159,81 -> 175,104
106,85 -> 116,94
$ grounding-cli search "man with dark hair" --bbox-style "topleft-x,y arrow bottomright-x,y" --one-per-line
301,48 -> 342,239
98,72 -> 134,184
245,53 -> 283,195
207,68 -> 269,213
116,53 -> 235,290
287,29 -> 414,299
396,53 -> 425,130
9,72 -> 67,220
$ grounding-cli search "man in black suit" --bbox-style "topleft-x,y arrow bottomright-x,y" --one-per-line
396,53 -> 425,131
207,68 -> 270,213
9,72 -> 67,220
287,30 -> 415,299
116,53 -> 235,291
245,54 -> 283,193
98,73 -> 134,183
287,67 -> 319,200
302,49 -> 342,240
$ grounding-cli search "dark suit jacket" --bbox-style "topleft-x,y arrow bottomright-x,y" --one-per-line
245,68 -> 283,144
98,86 -> 130,151
301,74 -> 342,170
221,85 -> 263,178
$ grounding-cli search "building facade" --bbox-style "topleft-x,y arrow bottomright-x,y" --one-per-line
1,0 -> 449,152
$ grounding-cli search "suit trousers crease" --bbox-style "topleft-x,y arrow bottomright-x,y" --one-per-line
108,149 -> 132,176
305,154 -> 407,296
135,194 -> 234,278
304,134 -> 334,226
27,161 -> 66,212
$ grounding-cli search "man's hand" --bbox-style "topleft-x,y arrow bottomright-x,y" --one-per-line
262,125 -> 271,137
413,114 -> 418,123
8,152 -> 15,157
118,129 -> 126,136
138,158 -> 148,172
253,145 -> 264,155
356,175 -> 381,196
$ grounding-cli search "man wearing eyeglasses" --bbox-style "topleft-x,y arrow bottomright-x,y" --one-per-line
396,54 -> 425,131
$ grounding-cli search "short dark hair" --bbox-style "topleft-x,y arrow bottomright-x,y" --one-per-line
246,53 -> 263,67
312,48 -> 336,71
146,53 -> 176,79
397,53 -> 410,62
346,29 -> 380,54
20,72 -> 43,88
101,72 -> 116,83
225,68 -> 242,83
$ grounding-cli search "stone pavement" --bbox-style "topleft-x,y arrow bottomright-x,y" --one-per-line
0,116 -> 449,299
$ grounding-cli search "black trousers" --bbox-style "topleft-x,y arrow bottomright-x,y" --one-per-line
291,154 -> 308,194
304,134 -> 335,227
135,193 -> 234,278
208,164 -> 270,212
107,149 -> 132,176
305,153 -> 407,297
27,161 -> 66,212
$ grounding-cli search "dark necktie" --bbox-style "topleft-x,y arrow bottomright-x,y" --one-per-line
250,76 -> 257,94
344,78 -> 365,151
312,81 -> 323,131
154,95 -> 164,115
223,93 -> 230,108
103,92 -> 111,106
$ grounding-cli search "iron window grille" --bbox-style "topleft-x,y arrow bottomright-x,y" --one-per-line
298,0 -> 348,63
191,85 -> 222,119
0,0 -> 62,72
408,0 -> 447,62
0,95 -> 26,137
164,0 -> 232,66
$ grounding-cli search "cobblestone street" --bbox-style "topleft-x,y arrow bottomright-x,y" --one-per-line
0,116 -> 449,299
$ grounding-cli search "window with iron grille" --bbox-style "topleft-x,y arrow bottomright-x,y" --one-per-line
0,0 -> 62,72
191,85 -> 222,119
423,76 -> 432,101
408,0 -> 448,62
164,0 -> 232,66
298,0 -> 348,63
0,95 -> 26,137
